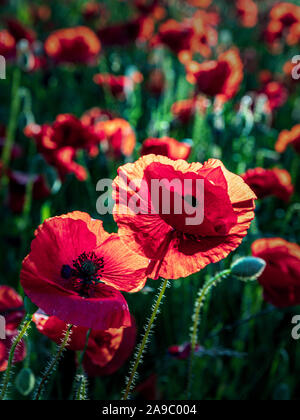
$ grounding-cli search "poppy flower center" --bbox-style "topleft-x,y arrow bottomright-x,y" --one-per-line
61,251 -> 105,298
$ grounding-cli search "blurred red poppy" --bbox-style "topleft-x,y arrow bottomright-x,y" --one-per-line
97,16 -> 154,46
141,137 -> 192,160
113,155 -> 256,279
0,29 -> 16,59
6,18 -> 36,44
171,97 -> 208,124
0,286 -> 26,372
45,26 -> 101,64
24,114 -> 103,181
185,48 -> 243,102
168,342 -> 202,360
93,72 -> 143,100
242,168 -> 294,202
236,0 -> 258,28
21,211 -> 148,329
33,312 -> 136,376
252,238 -> 300,308
260,81 -> 288,112
265,3 -> 300,46
276,125 -> 300,154
95,119 -> 136,159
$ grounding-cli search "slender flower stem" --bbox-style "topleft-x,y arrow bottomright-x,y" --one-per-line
34,324 -> 73,400
77,328 -> 92,373
0,315 -> 32,400
186,269 -> 231,399
122,278 -> 169,400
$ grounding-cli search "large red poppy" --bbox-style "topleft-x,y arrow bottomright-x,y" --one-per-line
113,155 -> 256,279
33,312 -> 136,376
185,48 -> 243,102
242,168 -> 294,202
252,238 -> 300,308
0,286 -> 26,372
21,212 -> 148,329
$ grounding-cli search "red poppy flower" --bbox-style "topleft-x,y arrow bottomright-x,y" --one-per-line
171,97 -> 208,124
113,155 -> 256,279
242,168 -> 294,202
252,238 -> 300,308
0,286 -> 26,372
265,3 -> 300,45
33,312 -> 136,376
82,2 -> 107,22
0,29 -> 16,59
24,114 -> 102,181
6,18 -> 36,44
276,125 -> 300,154
81,107 -> 115,127
260,81 -> 288,111
97,16 -> 154,46
21,212 -> 148,329
93,72 -> 143,100
185,49 -> 243,102
153,12 -> 218,59
141,137 -> 192,161
45,26 -> 101,64
95,119 -> 136,159
7,171 -> 51,214
236,0 -> 258,28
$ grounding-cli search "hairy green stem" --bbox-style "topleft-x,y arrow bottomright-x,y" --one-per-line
186,269 -> 231,398
34,324 -> 73,400
0,315 -> 32,400
122,278 -> 169,400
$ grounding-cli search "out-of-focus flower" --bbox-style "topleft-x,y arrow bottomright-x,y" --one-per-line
0,286 -> 26,372
152,11 -> 218,59
187,0 -> 212,6
113,155 -> 256,279
135,374 -> 160,400
264,3 -> 300,46
97,16 -> 154,46
82,1 -> 107,22
45,26 -> 101,64
242,168 -> 294,202
0,29 -> 16,59
29,4 -> 52,24
260,81 -> 288,112
7,171 -> 51,214
95,119 -> 136,159
24,114 -> 103,181
171,97 -> 209,124
135,0 -> 165,21
93,72 -> 143,100
81,107 -> 115,127
168,342 -> 202,360
6,18 -> 36,44
33,312 -> 137,376
236,0 -> 258,28
21,211 -> 148,329
185,48 -> 243,102
146,69 -> 166,96
276,125 -> 300,154
252,238 -> 300,308
141,137 -> 192,160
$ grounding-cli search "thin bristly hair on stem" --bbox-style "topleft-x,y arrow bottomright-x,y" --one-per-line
186,269 -> 231,399
0,315 -> 33,400
74,374 -> 89,400
33,324 -> 73,400
122,279 -> 170,400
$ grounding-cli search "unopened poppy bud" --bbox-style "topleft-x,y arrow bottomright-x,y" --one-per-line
230,256 -> 266,281
15,368 -> 35,396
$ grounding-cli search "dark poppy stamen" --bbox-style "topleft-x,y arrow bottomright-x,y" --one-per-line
61,252 -> 105,297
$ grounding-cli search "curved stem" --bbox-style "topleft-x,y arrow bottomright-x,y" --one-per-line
186,269 -> 230,399
77,328 -> 92,373
34,324 -> 73,400
122,278 -> 169,400
0,315 -> 32,400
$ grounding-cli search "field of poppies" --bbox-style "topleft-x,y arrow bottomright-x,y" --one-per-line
0,0 -> 300,401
